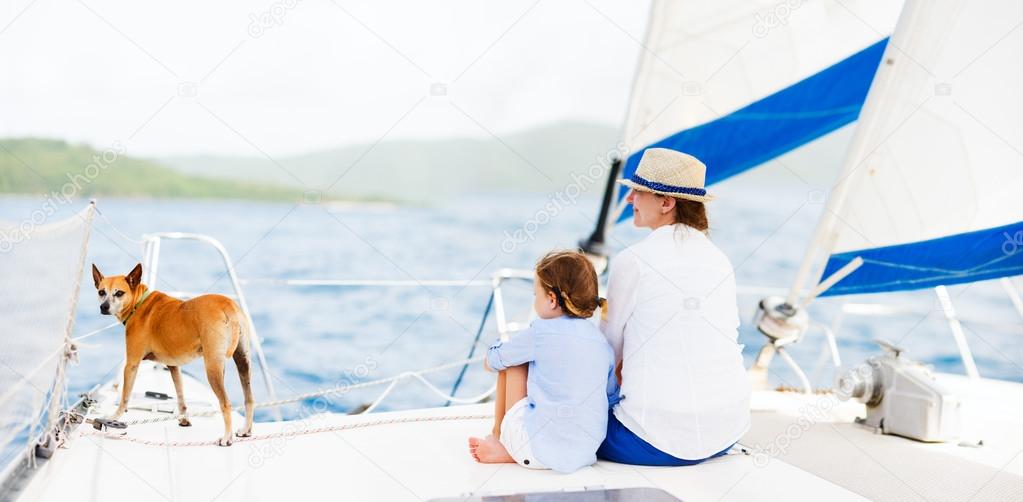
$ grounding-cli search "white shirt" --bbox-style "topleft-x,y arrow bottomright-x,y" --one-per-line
602,224 -> 750,460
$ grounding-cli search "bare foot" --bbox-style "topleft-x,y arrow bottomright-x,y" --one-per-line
468,435 -> 515,464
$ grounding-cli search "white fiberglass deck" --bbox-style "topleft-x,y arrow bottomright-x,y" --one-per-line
15,362 -> 1023,502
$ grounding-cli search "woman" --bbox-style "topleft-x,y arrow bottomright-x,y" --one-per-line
598,147 -> 751,466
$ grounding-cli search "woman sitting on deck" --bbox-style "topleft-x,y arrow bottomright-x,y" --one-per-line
468,251 -> 615,474
598,148 -> 751,466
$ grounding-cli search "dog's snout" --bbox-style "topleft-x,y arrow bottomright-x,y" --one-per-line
100,303 -> 110,314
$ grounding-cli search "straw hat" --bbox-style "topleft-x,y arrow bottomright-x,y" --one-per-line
618,148 -> 714,203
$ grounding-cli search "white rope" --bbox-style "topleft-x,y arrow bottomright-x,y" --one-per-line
238,278 -> 491,288
0,321 -> 125,411
359,374 -> 496,414
84,413 -> 493,448
94,206 -> 143,244
119,355 -> 487,426
71,322 -> 121,343
359,378 -> 403,415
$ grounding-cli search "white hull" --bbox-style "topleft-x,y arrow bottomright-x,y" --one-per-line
11,361 -> 1023,502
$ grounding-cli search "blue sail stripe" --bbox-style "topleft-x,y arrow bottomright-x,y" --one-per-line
847,248 -> 1021,275
617,37 -> 889,222
819,220 -> 1023,296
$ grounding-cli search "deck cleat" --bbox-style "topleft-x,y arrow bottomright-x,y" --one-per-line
90,417 -> 128,431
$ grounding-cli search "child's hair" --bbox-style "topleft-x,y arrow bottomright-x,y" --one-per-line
535,250 -> 603,319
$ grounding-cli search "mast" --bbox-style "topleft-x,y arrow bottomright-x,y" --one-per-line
578,157 -> 623,258
577,1 -> 655,261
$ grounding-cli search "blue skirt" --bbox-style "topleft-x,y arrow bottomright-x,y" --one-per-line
596,409 -> 732,466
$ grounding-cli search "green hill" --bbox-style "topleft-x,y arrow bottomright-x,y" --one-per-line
0,121 -> 625,203
0,138 -> 308,202
159,121 -> 622,202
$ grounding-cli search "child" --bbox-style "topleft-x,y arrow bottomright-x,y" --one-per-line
468,251 -> 615,474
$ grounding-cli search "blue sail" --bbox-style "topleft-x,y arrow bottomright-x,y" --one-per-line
819,221 -> 1023,296
617,38 -> 888,222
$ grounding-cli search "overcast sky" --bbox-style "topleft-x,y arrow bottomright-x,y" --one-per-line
0,0 -> 649,157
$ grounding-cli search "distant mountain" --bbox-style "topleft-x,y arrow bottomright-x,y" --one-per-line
158,121 -> 622,202
0,138 -> 310,202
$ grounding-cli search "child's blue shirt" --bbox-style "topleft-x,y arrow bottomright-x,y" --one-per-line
487,315 -> 616,473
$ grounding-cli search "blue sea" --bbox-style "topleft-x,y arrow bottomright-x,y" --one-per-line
2,178 -> 1021,423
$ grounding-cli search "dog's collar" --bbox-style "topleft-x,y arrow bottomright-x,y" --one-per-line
122,289 -> 152,326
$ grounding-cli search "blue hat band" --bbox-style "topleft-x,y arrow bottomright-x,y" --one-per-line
629,174 -> 707,196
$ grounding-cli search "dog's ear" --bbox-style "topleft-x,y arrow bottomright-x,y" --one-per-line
92,264 -> 103,289
126,263 -> 143,290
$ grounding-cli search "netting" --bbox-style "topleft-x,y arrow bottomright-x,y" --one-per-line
0,203 -> 94,476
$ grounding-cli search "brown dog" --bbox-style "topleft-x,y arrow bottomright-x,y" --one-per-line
92,263 -> 254,446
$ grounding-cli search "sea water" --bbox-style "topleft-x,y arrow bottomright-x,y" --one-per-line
1,181 -> 1021,423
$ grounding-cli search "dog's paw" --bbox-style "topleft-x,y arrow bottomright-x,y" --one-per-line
178,418 -> 192,427
236,428 -> 252,438
216,436 -> 233,447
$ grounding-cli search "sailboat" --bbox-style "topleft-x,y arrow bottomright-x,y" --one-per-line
3,0 -> 1022,500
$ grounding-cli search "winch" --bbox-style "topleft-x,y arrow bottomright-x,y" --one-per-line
836,340 -> 961,442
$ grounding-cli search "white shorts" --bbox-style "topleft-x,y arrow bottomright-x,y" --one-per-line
499,398 -> 547,470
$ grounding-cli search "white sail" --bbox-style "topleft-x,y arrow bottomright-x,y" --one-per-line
807,0 -> 1023,296
616,0 -> 903,223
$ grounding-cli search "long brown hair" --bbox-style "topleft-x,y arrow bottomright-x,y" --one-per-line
535,251 -> 602,319
664,196 -> 708,232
